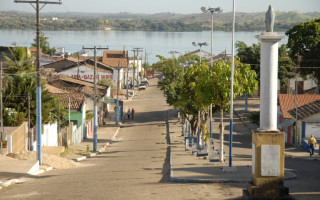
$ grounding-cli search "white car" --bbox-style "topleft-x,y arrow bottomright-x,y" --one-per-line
147,74 -> 153,79
138,83 -> 147,91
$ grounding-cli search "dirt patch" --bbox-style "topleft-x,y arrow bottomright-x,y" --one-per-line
7,151 -> 81,169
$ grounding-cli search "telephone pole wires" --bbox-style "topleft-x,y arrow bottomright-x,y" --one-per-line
14,0 -> 62,165
82,46 -> 108,152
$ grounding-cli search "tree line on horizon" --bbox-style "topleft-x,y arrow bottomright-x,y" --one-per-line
0,11 -> 319,32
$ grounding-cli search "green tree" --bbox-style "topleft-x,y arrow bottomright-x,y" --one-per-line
286,19 -> 320,84
3,74 -> 63,126
155,55 -> 258,163
3,47 -> 34,74
235,41 -> 261,76
278,44 -> 295,91
32,33 -> 56,55
197,60 -> 258,162
2,47 -> 65,126
236,41 -> 295,91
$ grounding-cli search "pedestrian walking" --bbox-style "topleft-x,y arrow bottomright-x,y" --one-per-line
131,108 -> 135,119
127,109 -> 131,119
308,135 -> 317,156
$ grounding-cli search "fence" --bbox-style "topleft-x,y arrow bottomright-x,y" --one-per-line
58,122 -> 73,148
7,122 -> 27,154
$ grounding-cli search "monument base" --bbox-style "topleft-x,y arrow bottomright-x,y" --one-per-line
242,131 -> 293,199
243,181 -> 292,200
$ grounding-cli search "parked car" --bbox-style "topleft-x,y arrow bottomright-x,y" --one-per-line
138,83 -> 147,91
147,74 -> 153,79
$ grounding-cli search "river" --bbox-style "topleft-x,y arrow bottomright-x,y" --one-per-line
0,29 -> 287,63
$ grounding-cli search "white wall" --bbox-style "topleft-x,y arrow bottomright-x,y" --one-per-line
287,76 -> 318,92
43,123 -> 58,146
58,65 -> 113,83
112,68 -> 124,88
304,112 -> 320,122
306,122 -> 320,138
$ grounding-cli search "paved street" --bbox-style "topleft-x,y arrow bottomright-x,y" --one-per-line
0,75 -> 319,200
0,76 -> 244,200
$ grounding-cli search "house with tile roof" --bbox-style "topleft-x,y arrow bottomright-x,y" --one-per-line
47,74 -> 111,130
46,83 -> 89,144
288,100 -> 320,144
102,50 -> 133,87
102,50 -> 128,68
42,57 -> 124,89
278,94 -> 320,144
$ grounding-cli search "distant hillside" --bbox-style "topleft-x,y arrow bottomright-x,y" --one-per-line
0,11 -> 319,32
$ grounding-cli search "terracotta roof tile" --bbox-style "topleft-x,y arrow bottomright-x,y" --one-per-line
46,84 -> 69,94
57,93 -> 85,110
288,100 -> 320,120
102,50 -> 128,68
102,59 -> 128,68
42,58 -> 77,72
278,94 -> 320,119
48,74 -> 108,99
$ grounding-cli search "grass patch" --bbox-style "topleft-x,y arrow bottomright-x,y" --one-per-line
60,148 -> 75,157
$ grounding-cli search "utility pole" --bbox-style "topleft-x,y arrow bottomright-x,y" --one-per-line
14,0 -> 62,165
131,50 -> 136,97
28,93 -> 32,150
82,46 -> 108,152
144,51 -> 147,78
132,48 -> 143,89
0,62 -> 3,154
116,64 -> 120,125
126,54 -> 129,100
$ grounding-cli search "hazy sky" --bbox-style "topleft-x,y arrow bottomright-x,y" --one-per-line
1,0 -> 319,13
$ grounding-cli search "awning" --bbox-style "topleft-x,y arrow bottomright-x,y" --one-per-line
278,119 -> 295,129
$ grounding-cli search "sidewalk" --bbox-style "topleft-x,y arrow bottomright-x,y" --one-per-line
0,117 -> 121,190
168,117 -> 296,183
0,88 -> 134,190
168,97 -> 320,183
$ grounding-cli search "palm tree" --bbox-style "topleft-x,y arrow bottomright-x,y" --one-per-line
2,47 -> 64,126
3,46 -> 35,74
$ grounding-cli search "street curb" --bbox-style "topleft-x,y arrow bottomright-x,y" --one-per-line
28,165 -> 53,176
0,179 -> 19,188
73,127 -> 120,162
168,117 -> 297,184
0,126 -> 122,190
0,165 -> 53,190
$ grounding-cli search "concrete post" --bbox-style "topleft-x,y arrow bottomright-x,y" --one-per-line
256,32 -> 284,131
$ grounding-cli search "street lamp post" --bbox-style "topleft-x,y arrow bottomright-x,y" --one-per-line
169,51 -> 179,59
192,42 -> 208,63
201,5 -> 222,145
229,0 -> 236,167
201,6 -> 223,67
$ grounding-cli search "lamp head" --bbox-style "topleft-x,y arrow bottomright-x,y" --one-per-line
192,42 -> 197,46
201,7 -> 208,13
215,7 -> 223,12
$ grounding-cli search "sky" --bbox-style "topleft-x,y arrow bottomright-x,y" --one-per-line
1,0 -> 320,14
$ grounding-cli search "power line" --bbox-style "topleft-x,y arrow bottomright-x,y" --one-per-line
82,45 -> 108,152
14,0 -> 62,166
